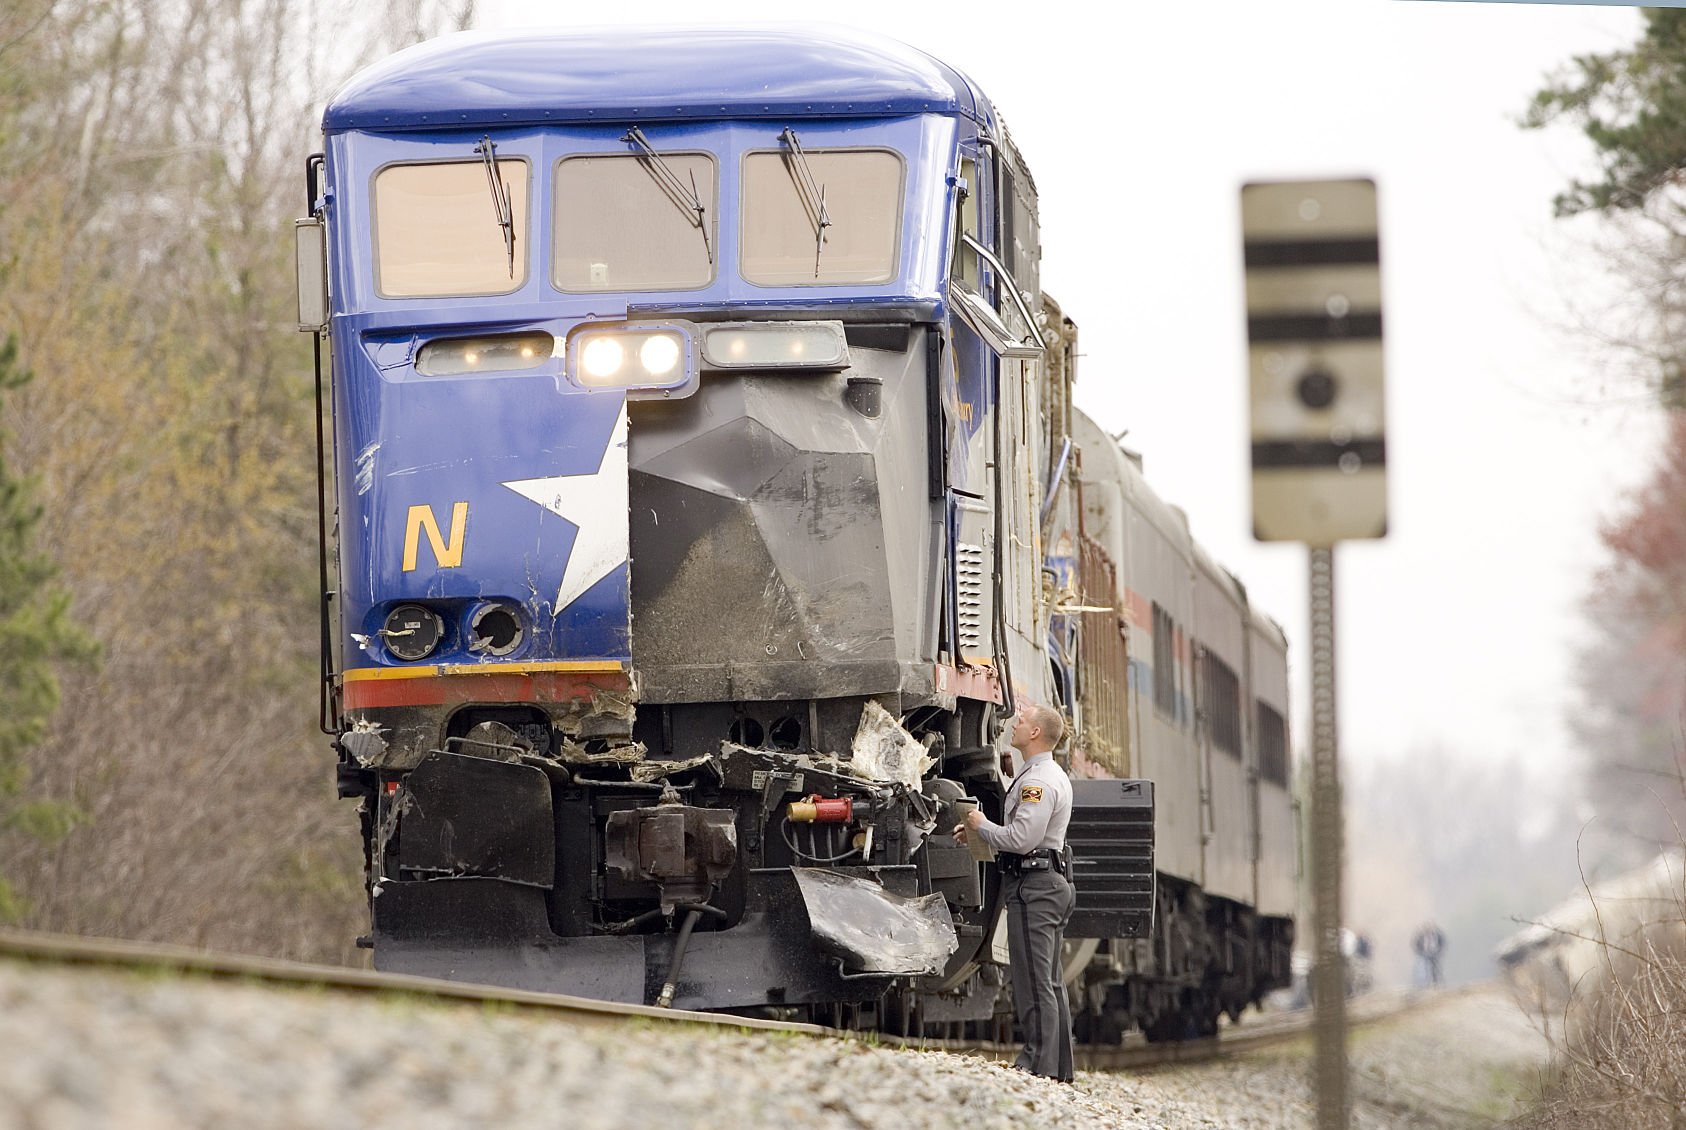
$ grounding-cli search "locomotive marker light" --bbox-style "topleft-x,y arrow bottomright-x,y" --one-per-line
466,601 -> 524,657
700,321 -> 849,370
380,604 -> 445,662
416,330 -> 554,376
1242,177 -> 1389,1130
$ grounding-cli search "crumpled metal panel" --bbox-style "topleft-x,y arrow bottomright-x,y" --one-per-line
792,867 -> 957,976
394,751 -> 554,887
628,335 -> 932,705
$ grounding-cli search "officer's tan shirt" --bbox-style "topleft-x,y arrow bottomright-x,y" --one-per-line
976,751 -> 1072,854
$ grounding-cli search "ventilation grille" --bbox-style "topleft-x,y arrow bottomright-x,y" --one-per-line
1065,778 -> 1156,939
956,541 -> 987,651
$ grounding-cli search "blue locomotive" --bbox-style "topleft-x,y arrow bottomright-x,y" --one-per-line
297,24 -> 1291,1038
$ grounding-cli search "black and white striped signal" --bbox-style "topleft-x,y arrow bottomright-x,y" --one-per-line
1242,179 -> 1387,545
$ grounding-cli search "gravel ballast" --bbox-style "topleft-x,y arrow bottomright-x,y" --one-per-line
0,959 -> 1550,1128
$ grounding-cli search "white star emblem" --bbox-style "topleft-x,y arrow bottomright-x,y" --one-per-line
501,402 -> 629,613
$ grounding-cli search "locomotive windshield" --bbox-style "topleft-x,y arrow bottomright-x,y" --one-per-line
372,159 -> 530,297
552,152 -> 717,292
740,147 -> 903,286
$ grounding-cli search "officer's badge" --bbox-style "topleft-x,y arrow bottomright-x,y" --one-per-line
1021,785 -> 1044,803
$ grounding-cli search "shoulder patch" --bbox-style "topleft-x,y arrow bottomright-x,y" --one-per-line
1020,785 -> 1044,803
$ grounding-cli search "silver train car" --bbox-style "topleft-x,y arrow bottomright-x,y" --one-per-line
1056,400 -> 1296,1040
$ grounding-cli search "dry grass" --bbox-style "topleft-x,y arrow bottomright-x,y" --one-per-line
1507,853 -> 1686,1128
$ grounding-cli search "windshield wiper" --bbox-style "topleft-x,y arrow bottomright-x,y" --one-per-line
622,127 -> 713,265
779,127 -> 831,278
474,135 -> 516,278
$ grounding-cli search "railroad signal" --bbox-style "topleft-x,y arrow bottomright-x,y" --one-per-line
1240,176 -> 1389,1130
1242,178 -> 1387,545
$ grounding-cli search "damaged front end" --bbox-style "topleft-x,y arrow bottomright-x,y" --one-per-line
359,707 -> 965,1010
793,868 -> 956,978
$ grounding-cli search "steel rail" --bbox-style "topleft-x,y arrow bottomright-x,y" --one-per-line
0,927 -> 823,1035
0,927 -> 1439,1069
876,988 -> 1436,1070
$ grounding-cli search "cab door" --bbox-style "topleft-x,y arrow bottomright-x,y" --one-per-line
944,140 -> 1046,695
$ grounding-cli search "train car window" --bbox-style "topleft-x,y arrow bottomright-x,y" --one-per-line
1011,186 -> 1039,307
1185,640 -> 1197,732
1257,701 -> 1289,785
373,159 -> 530,298
1000,163 -> 1016,288
1152,602 -> 1176,719
996,151 -> 1040,314
553,152 -> 716,292
741,148 -> 903,286
951,157 -> 980,291
1203,652 -> 1242,758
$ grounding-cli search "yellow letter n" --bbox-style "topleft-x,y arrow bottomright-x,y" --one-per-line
403,502 -> 469,572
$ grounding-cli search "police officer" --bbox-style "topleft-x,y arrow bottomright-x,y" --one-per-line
953,703 -> 1075,1082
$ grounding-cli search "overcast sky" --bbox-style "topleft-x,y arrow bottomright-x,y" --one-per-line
483,0 -> 1650,778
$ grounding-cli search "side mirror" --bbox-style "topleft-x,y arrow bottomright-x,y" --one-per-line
295,218 -> 327,332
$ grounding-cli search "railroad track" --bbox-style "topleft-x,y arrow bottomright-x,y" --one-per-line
893,987 -> 1429,1071
0,927 -> 1429,1071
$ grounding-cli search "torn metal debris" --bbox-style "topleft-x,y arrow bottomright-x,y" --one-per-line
793,867 -> 958,976
553,738 -> 647,766
850,700 -> 934,788
340,719 -> 389,766
629,753 -> 717,783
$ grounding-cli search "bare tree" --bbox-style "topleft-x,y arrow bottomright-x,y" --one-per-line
0,0 -> 476,961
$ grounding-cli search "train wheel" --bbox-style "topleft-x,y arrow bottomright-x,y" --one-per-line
1141,1013 -> 1184,1043
991,1009 -> 1014,1047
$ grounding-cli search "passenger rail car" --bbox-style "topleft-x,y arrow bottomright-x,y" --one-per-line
298,24 -> 1294,1040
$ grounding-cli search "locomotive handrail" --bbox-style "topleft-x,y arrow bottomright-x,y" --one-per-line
302,151 -> 337,734
953,288 -> 1041,361
1040,437 -> 1072,528
960,233 -> 1043,354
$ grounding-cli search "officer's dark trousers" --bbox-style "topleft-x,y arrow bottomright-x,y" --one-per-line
1004,868 -> 1076,1080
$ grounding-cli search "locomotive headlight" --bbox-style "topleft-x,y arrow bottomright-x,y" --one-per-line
639,334 -> 681,376
567,325 -> 696,392
581,336 -> 626,380
700,321 -> 849,370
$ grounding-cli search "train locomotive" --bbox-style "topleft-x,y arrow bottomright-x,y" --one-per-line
297,24 -> 1296,1040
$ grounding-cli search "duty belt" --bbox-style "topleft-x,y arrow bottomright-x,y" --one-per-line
998,848 -> 1069,875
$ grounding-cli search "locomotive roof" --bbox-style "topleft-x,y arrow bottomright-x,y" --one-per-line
323,25 -> 990,132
